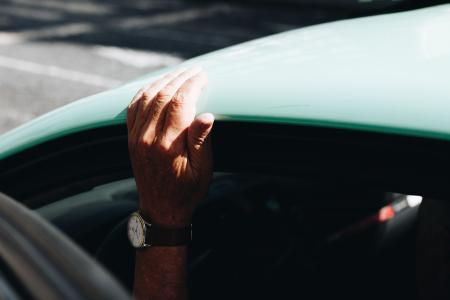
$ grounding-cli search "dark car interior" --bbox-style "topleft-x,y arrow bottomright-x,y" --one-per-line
37,174 -> 421,300
2,122 -> 450,299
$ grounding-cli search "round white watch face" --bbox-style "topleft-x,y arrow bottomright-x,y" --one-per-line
128,213 -> 146,248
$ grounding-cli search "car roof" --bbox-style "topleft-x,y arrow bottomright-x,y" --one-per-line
1,5 -> 449,160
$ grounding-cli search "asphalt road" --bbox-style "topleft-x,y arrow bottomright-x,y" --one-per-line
0,0 -> 346,134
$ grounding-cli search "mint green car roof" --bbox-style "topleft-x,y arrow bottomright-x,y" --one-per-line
1,5 -> 450,160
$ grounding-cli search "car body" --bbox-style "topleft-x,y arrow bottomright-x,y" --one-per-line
0,4 -> 449,300
1,5 -> 450,160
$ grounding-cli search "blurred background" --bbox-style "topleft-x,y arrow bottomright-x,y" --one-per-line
0,0 -> 446,134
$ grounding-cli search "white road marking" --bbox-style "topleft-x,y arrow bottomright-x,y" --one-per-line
115,4 -> 232,29
0,23 -> 95,45
0,4 -> 233,45
0,108 -> 36,124
0,55 -> 121,88
0,32 -> 23,45
127,0 -> 183,11
0,5 -> 63,21
7,0 -> 115,15
95,46 -> 182,68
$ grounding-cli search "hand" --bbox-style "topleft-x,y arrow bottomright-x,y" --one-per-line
127,67 -> 214,228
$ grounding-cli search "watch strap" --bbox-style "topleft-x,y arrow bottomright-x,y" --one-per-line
144,222 -> 192,246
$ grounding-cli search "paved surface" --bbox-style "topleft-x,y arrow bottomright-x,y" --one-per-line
0,0 -> 347,134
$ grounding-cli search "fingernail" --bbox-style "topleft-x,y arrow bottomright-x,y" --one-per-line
198,112 -> 215,123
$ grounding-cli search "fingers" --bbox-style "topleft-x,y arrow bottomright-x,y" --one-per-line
127,71 -> 178,132
161,70 -> 208,144
127,82 -> 155,131
188,113 -> 214,173
188,113 -> 215,150
129,68 -> 187,134
141,67 -> 204,142
128,65 -> 209,159
127,99 -> 139,132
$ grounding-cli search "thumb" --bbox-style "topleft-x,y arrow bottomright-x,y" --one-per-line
188,112 -> 214,168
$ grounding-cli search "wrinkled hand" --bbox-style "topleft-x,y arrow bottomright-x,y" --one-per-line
127,67 -> 214,228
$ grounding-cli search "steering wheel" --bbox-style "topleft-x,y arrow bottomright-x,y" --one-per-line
0,192 -> 130,300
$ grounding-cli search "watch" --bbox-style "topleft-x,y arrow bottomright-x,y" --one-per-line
127,212 -> 192,248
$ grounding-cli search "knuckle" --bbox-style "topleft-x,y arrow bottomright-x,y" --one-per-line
170,92 -> 187,109
156,140 -> 171,154
154,97 -> 167,108
155,140 -> 178,158
156,88 -> 172,101
141,91 -> 152,102
192,135 -> 205,148
138,137 -> 152,148
128,98 -> 136,110
126,107 -> 132,118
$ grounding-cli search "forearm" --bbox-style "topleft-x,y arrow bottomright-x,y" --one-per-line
134,246 -> 188,300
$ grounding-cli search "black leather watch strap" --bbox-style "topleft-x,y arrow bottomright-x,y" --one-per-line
145,223 -> 192,246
